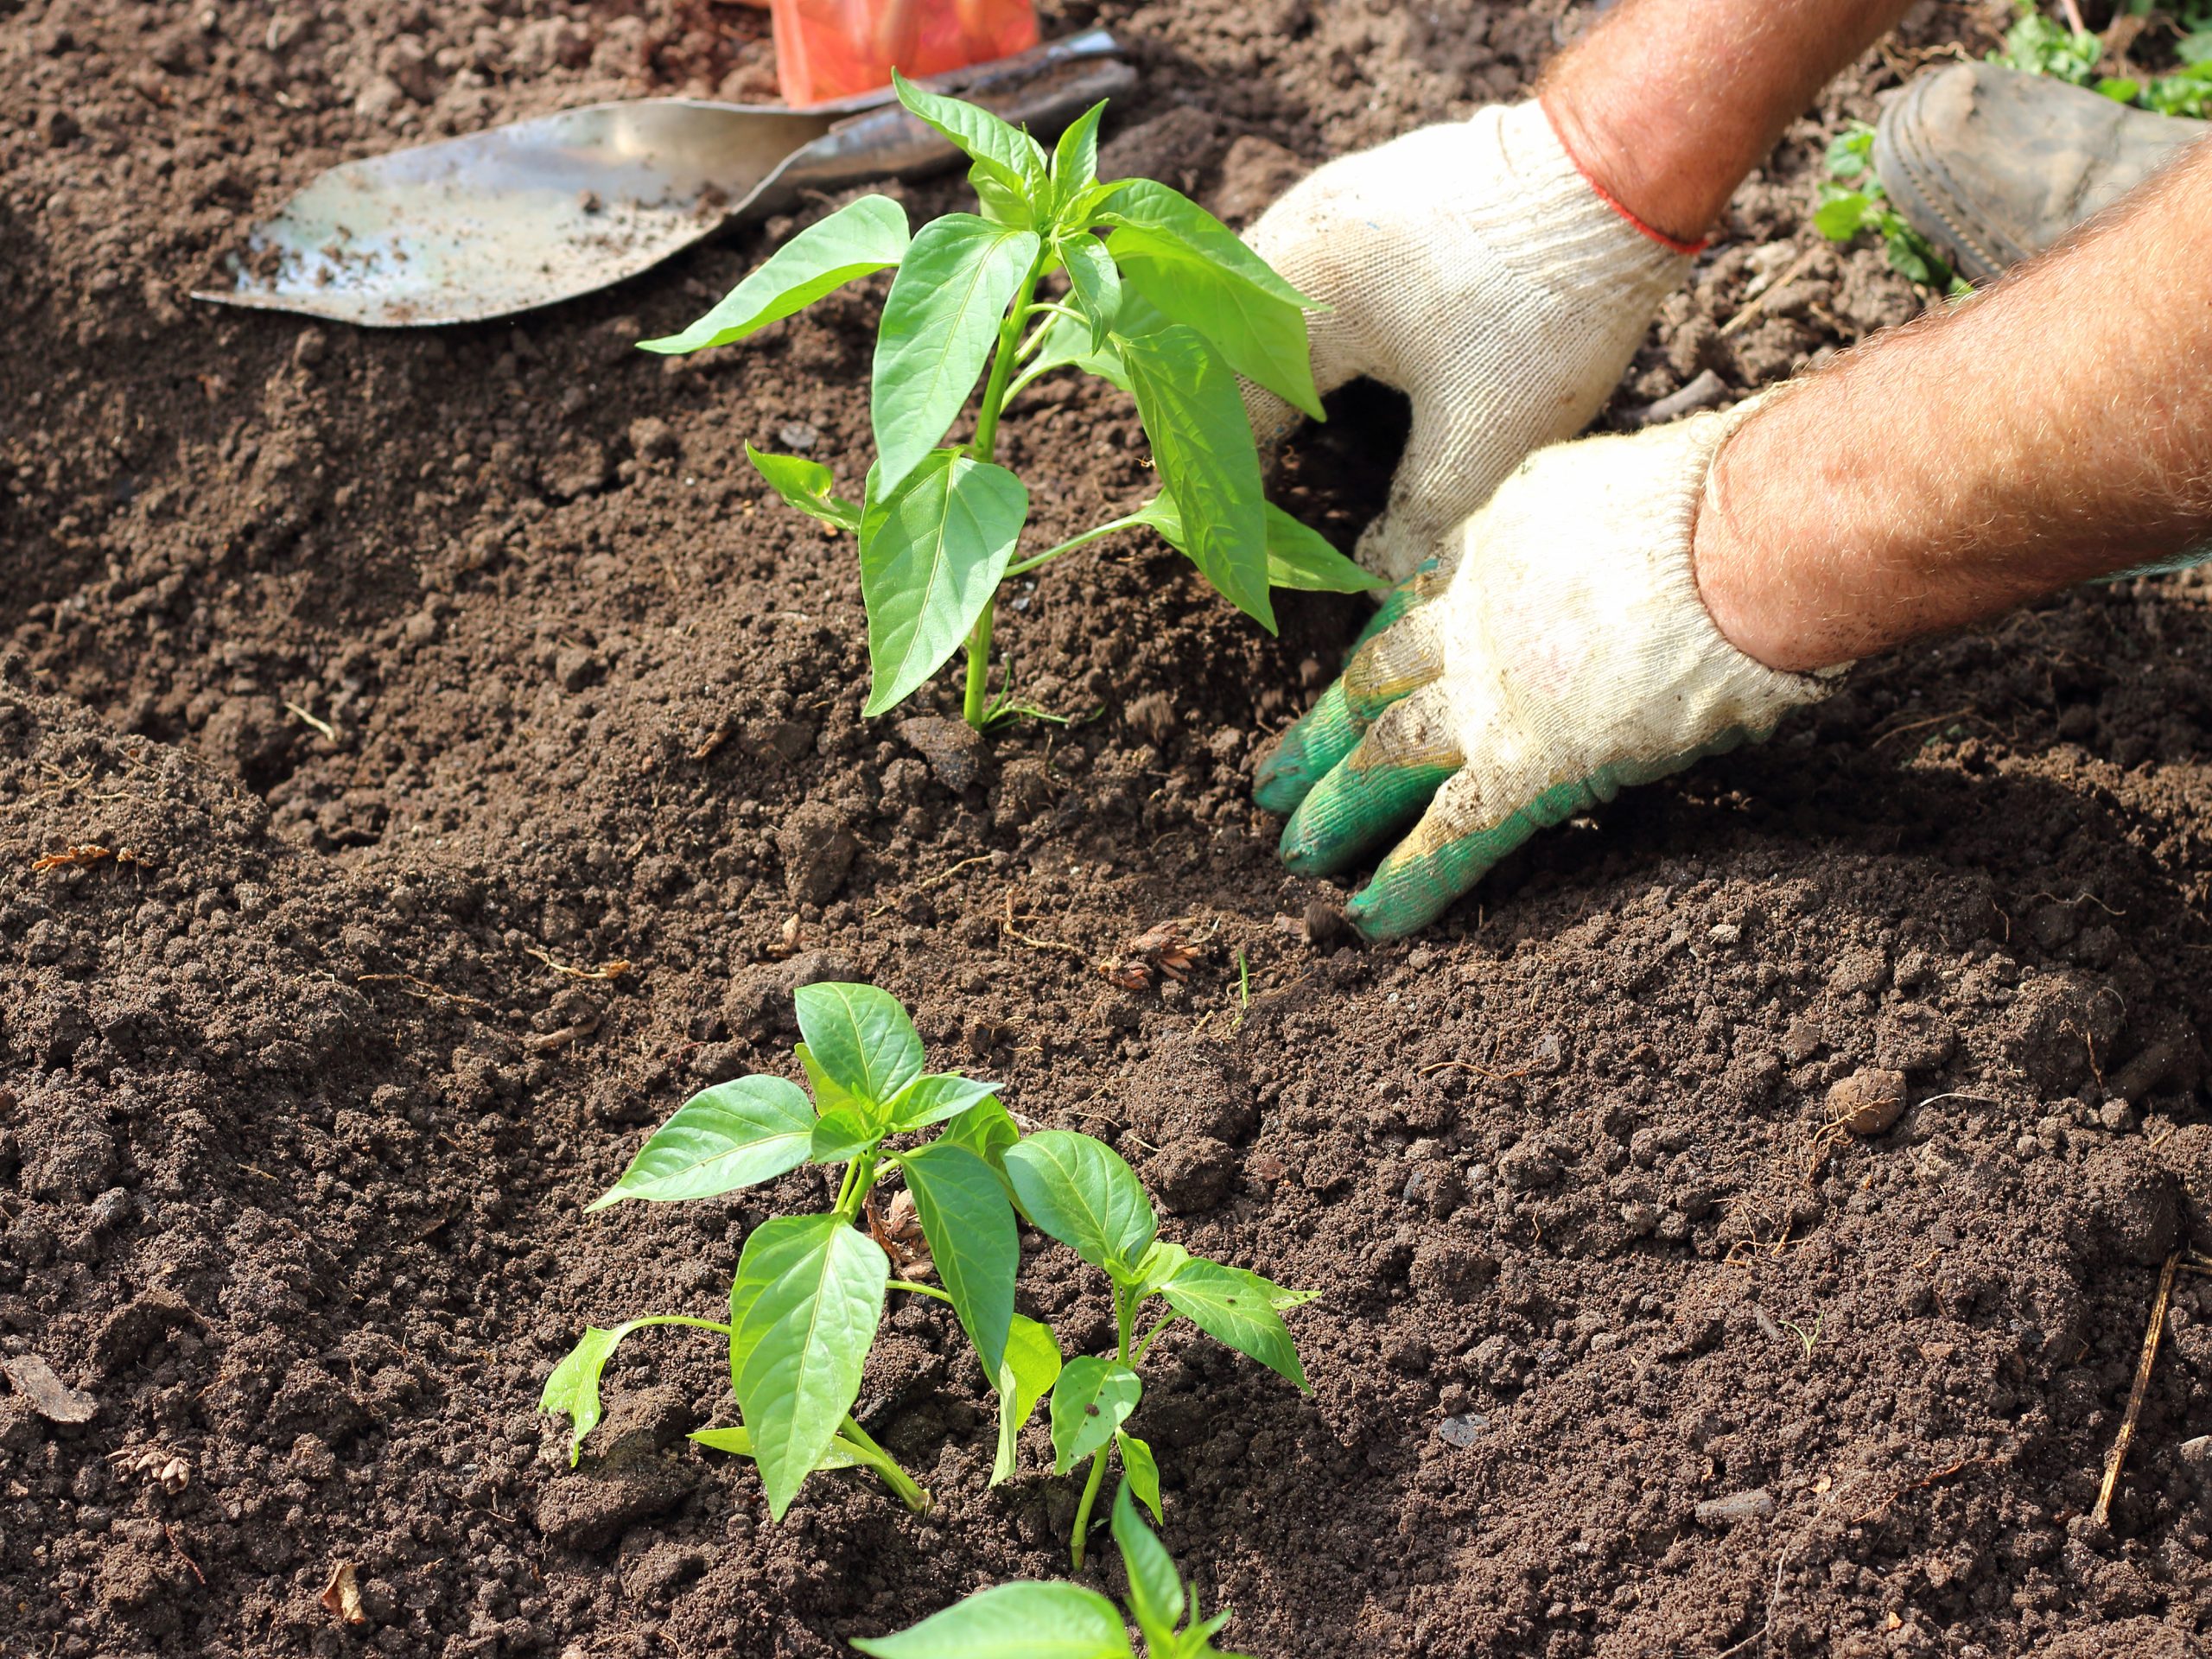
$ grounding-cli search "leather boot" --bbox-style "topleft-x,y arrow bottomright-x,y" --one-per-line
1873,60 -> 2207,283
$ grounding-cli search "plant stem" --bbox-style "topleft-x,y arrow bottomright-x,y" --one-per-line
963,602 -> 995,729
625,1314 -> 736,1338
1004,509 -> 1151,579
1070,1446 -> 1110,1570
835,1152 -> 880,1223
840,1414 -> 931,1514
888,1279 -> 954,1304
1129,1311 -> 1177,1368
957,251 -> 1046,733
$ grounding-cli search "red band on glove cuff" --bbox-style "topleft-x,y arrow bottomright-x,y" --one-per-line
1537,96 -> 1710,258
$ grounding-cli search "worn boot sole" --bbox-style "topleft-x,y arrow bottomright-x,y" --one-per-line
1873,61 -> 2207,284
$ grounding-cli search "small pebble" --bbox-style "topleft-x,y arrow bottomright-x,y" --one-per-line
1436,1413 -> 1487,1448
1694,1487 -> 1776,1526
1827,1067 -> 1908,1136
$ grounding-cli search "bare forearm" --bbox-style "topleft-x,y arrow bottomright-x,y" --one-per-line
1543,0 -> 1921,242
1694,141 -> 2212,673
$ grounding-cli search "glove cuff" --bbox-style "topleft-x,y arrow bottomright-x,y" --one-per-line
1469,101 -> 1696,309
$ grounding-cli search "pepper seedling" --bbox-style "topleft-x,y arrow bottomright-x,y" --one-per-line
999,1129 -> 1313,1569
639,77 -> 1382,731
853,1480 -> 1252,1659
541,982 -> 1025,1520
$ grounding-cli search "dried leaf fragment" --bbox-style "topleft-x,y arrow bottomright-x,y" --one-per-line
2,1353 -> 97,1423
31,843 -> 113,872
321,1560 -> 369,1626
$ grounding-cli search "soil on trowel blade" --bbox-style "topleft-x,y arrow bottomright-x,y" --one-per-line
7,1 -> 2212,1656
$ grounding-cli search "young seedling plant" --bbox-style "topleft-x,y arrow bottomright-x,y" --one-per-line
852,1480 -> 1251,1659
541,982 -> 1313,1560
1000,1128 -> 1313,1569
639,77 -> 1382,731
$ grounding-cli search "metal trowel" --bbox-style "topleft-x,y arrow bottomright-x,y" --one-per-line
192,29 -> 1130,328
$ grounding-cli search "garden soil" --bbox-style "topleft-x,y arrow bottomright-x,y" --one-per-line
8,2 -> 2212,1656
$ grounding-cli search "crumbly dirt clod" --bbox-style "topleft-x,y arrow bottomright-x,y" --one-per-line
9,3 -> 2212,1656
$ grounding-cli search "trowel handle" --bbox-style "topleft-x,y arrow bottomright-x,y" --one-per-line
779,29 -> 1136,192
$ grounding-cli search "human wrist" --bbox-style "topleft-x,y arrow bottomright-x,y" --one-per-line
1537,79 -> 1726,252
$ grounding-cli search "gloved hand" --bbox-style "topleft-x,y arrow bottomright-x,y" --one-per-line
1254,405 -> 1839,940
1243,101 -> 1695,581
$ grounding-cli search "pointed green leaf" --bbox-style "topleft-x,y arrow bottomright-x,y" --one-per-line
1110,1478 -> 1183,1642
872,214 -> 1039,495
860,451 -> 1029,717
728,1215 -> 888,1518
1050,1355 -> 1141,1474
991,1313 -> 1063,1484
1122,326 -> 1272,632
939,1092 -> 1021,1174
1259,502 -> 1387,592
852,1581 -> 1133,1659
891,70 -> 1050,198
588,1077 -> 816,1211
689,1424 -> 868,1471
809,1104 -> 880,1165
1098,181 -> 1318,308
1161,1257 -> 1307,1391
540,1322 -> 641,1465
899,1143 -> 1018,1380
887,1072 -> 1001,1133
746,445 -> 861,534
1018,308 -> 1130,395
1061,235 -> 1122,351
640,195 -> 909,353
1115,1432 -> 1162,1526
1050,100 -> 1108,215
794,983 -> 925,1109
969,159 -> 1037,230
1129,1238 -> 1192,1305
796,1041 -> 868,1116
1003,1130 -> 1157,1270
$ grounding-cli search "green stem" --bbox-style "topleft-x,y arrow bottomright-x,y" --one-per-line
963,601 -> 995,730
957,251 -> 1047,733
626,1314 -> 736,1338
840,1414 -> 931,1514
1004,510 -> 1151,580
1070,1446 -> 1110,1570
888,1279 -> 954,1305
1129,1311 -> 1177,1368
836,1152 -> 880,1223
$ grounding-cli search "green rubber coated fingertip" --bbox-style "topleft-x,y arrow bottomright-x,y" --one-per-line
1278,760 -> 1457,876
1254,681 -> 1363,815
1346,777 -> 1599,939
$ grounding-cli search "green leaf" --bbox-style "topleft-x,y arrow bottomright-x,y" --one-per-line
639,195 -> 909,353
1003,1130 -> 1158,1270
1128,1238 -> 1191,1304
852,1581 -> 1133,1659
1812,190 -> 1872,241
588,1076 -> 817,1211
969,160 -> 1038,230
1100,178 -> 1323,416
1110,1478 -> 1183,1642
746,445 -> 861,534
1061,234 -> 1122,351
860,450 -> 1029,717
2096,74 -> 2142,102
872,216 -> 1039,495
1823,126 -> 1872,179
938,1093 -> 1021,1173
899,1143 -> 1018,1380
794,983 -> 925,1109
991,1313 -> 1063,1484
1136,493 -> 1381,595
809,1104 -> 880,1165
1122,326 -> 1273,632
1116,1431 -> 1162,1525
1161,1258 -> 1307,1391
1050,1355 -> 1142,1473
728,1215 -> 888,1519
796,1041 -> 868,1117
540,1322 -> 640,1465
1020,308 -> 1130,394
1261,502 -> 1387,592
1050,101 -> 1109,217
891,70 -> 1051,200
689,1424 -> 867,1471
887,1072 -> 1001,1133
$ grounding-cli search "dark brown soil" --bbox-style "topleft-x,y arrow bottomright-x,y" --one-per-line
9,2 -> 2212,1656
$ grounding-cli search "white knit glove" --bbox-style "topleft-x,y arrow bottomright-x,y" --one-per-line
1254,404 -> 1836,938
1243,101 -> 1694,581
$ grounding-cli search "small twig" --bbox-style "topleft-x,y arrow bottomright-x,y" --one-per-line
524,948 -> 632,982
1720,245 -> 1821,338
1000,893 -> 1090,960
2093,1249 -> 2179,1529
871,853 -> 997,917
283,701 -> 338,741
31,843 -> 114,871
354,973 -> 490,1011
162,1523 -> 206,1586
